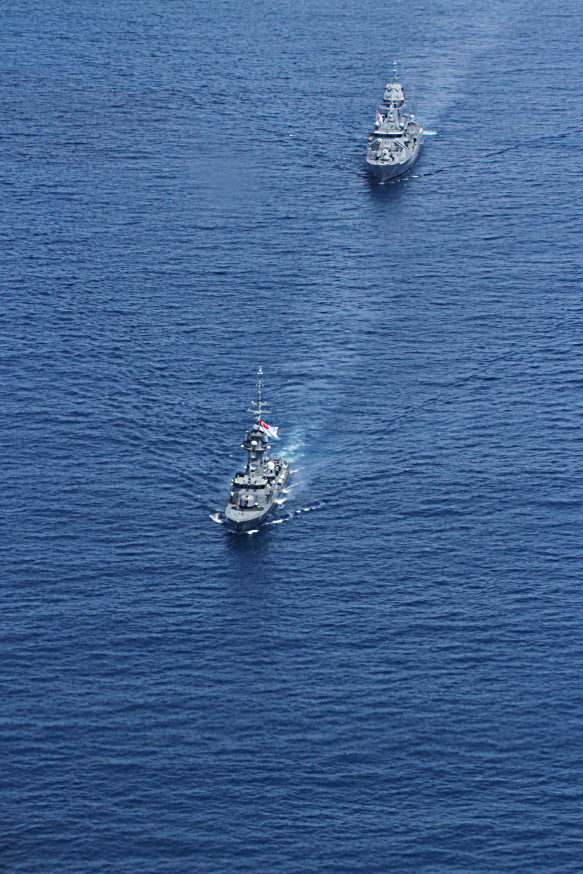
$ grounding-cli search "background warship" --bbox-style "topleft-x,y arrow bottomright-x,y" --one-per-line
224,368 -> 290,532
366,63 -> 423,182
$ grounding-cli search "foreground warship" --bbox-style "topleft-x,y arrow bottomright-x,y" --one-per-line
224,368 -> 290,532
366,64 -> 423,182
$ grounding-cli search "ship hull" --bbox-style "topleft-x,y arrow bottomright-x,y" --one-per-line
224,467 -> 290,532
366,140 -> 422,182
224,502 -> 277,533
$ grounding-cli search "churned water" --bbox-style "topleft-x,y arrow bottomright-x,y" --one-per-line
2,0 -> 582,871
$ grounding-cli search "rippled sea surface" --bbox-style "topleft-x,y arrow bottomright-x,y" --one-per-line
2,0 -> 582,871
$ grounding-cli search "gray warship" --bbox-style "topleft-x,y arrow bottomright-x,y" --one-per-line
224,368 -> 290,533
366,63 -> 423,182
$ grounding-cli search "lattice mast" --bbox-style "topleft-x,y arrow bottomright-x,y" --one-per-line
247,366 -> 270,424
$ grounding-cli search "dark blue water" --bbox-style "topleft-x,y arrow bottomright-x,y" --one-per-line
2,0 -> 583,871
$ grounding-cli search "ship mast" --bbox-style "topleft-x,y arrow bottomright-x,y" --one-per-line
247,366 -> 270,424
242,367 -> 271,473
382,60 -> 405,126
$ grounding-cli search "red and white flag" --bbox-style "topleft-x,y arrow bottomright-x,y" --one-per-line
259,420 -> 279,439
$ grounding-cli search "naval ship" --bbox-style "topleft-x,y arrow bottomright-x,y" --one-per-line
224,368 -> 290,532
366,63 -> 423,182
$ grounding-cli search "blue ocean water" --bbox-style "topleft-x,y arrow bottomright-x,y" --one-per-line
2,0 -> 582,871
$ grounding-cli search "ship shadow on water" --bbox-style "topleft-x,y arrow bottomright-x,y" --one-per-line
222,520 -> 281,585
363,168 -> 415,199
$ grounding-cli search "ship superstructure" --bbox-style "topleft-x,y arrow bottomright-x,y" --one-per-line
224,368 -> 290,532
366,63 -> 423,182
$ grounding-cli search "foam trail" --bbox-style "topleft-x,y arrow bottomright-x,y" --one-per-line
418,4 -> 513,128
283,482 -> 303,492
210,513 -> 223,524
295,502 -> 324,515
282,426 -> 306,461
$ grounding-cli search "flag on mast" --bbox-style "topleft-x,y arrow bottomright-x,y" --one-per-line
259,420 -> 279,439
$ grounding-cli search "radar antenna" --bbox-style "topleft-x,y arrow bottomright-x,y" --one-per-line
247,366 -> 271,423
